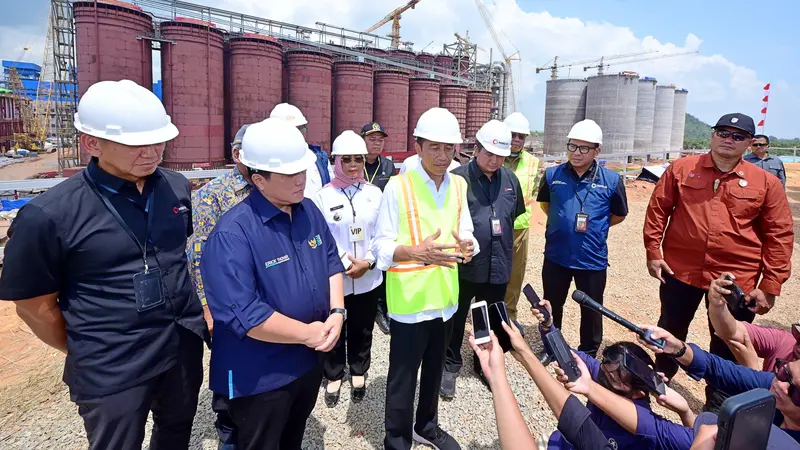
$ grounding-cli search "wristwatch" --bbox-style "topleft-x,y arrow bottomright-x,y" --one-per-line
367,259 -> 376,270
667,341 -> 687,359
330,308 -> 347,321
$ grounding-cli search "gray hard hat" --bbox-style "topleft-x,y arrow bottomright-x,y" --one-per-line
232,124 -> 250,148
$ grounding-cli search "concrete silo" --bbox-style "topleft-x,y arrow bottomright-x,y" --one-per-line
585,73 -> 639,154
670,89 -> 689,154
651,85 -> 675,154
543,79 -> 587,155
634,77 -> 657,152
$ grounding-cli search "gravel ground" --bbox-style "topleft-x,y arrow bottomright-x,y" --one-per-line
2,180 -> 799,450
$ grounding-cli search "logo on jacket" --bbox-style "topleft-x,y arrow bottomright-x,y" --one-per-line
265,255 -> 290,269
308,234 -> 323,249
552,180 -> 567,185
173,205 -> 189,214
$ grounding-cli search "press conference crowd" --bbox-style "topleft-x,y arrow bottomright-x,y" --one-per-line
0,79 -> 796,450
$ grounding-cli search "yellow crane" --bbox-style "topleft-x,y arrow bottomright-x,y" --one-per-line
364,0 -> 422,49
536,51 -> 657,80
583,50 -> 699,75
454,31 -> 485,52
472,0 -> 520,112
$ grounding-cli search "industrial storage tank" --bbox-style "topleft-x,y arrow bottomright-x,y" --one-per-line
439,85 -> 468,138
435,54 -> 454,82
585,73 -> 639,154
74,0 -> 154,164
387,49 -> 416,64
160,20 -> 225,169
633,77 -> 657,152
373,69 -> 410,153
228,34 -> 283,141
286,50 -> 334,151
465,89 -> 493,141
333,61 -> 374,137
407,78 -> 440,150
543,79 -> 587,155
670,89 -> 689,153
651,85 -> 675,153
415,52 -> 436,77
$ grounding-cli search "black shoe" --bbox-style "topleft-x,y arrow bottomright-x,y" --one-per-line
375,311 -> 390,335
513,320 -> 525,337
474,368 -> 491,392
351,374 -> 367,403
413,425 -> 462,450
324,380 -> 341,408
439,370 -> 457,400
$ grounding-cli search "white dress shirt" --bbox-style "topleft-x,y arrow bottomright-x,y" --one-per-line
372,166 -> 480,324
313,183 -> 383,296
399,154 -> 460,175
304,160 -> 335,199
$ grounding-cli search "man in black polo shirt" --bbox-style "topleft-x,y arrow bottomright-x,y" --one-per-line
0,79 -> 208,450
442,119 -> 526,398
361,121 -> 395,335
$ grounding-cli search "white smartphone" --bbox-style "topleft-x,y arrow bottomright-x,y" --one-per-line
471,301 -> 491,345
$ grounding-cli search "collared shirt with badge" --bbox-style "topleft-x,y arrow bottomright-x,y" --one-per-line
201,190 -> 344,398
187,168 -> 252,306
313,182 -> 383,296
644,152 -> 793,295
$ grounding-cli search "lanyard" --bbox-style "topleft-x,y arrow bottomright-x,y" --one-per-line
573,166 -> 599,213
84,171 -> 155,272
364,159 -> 381,184
477,174 -> 499,217
341,183 -> 362,219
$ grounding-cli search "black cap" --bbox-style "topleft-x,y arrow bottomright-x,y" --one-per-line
713,113 -> 755,135
360,122 -> 388,137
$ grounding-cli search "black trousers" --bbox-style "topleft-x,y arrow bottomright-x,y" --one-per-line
76,327 -> 204,450
542,258 -> 608,357
654,274 -> 756,380
228,365 -> 323,450
445,280 -> 508,374
212,393 -> 237,449
385,317 -> 454,450
323,288 -> 379,380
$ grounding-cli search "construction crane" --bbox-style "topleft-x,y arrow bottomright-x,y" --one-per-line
454,31 -> 485,52
364,0 -> 422,49
34,8 -> 56,151
583,50 -> 699,74
536,51 -> 657,80
472,0 -> 520,112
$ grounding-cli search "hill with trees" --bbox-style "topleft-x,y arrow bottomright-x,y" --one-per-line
683,113 -> 799,151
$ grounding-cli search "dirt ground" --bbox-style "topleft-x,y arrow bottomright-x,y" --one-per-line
0,162 -> 798,448
0,153 -> 60,182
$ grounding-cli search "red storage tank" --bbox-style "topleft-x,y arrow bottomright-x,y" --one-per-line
373,69 -> 410,153
407,78 -> 440,150
74,0 -> 154,164
160,21 -> 226,169
434,54 -> 454,84
286,50 -> 334,152
415,52 -> 435,77
388,49 -> 416,64
439,85 -> 468,138
465,89 -> 493,141
333,61 -> 374,137
228,35 -> 283,137
354,47 -> 389,68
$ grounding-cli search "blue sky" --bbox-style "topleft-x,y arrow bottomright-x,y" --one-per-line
2,0 -> 797,138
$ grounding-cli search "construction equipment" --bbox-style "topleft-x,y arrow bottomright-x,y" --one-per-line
536,51 -> 657,80
455,31 -> 485,52
583,50 -> 699,75
364,0 -> 422,49
473,0 -> 520,112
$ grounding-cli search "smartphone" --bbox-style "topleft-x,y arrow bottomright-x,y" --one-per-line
523,284 -> 551,324
471,301 -> 491,345
715,388 -> 776,450
622,350 -> 666,396
543,328 -> 580,382
490,302 -> 512,353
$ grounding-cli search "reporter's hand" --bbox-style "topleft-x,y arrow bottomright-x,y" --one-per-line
689,424 -> 717,450
501,320 -> 529,355
656,383 -> 691,416
637,324 -> 683,355
554,350 -> 590,395
410,229 -> 460,268
531,299 -> 553,328
315,314 -> 344,352
746,288 -> 775,315
727,332 -> 760,370
469,330 -> 506,385
304,321 -> 327,349
708,273 -> 734,309
647,259 -> 674,284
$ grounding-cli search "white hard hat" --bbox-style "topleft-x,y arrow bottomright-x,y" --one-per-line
475,120 -> 512,157
73,79 -> 178,146
238,118 -> 317,175
503,112 -> 530,135
331,130 -> 368,156
412,107 -> 463,144
567,119 -> 603,145
269,103 -> 308,127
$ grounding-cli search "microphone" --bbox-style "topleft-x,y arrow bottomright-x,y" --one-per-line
571,290 -> 665,349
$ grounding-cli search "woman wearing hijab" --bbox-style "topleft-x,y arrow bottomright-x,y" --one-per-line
313,130 -> 384,407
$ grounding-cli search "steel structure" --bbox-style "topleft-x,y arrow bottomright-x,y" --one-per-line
51,0 -> 80,172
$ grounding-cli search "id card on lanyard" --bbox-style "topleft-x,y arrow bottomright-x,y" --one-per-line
84,171 -> 165,312
573,168 -> 598,234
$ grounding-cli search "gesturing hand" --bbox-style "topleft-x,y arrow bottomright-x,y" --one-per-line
344,255 -> 370,279
451,230 -> 475,264
410,229 -> 460,268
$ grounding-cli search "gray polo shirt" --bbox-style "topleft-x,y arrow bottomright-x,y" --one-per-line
744,152 -> 786,188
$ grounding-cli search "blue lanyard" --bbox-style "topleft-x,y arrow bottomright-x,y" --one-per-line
83,170 -> 155,272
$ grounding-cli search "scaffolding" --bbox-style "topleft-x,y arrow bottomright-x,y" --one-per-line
51,0 -> 79,173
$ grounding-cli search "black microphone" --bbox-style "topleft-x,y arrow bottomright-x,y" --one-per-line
571,290 -> 665,349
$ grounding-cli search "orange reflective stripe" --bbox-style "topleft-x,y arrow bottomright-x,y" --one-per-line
397,175 -> 422,246
454,176 -> 463,231
526,155 -> 536,202
387,265 -> 436,273
408,179 -> 423,242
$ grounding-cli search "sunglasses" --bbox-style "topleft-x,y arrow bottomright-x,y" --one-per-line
341,156 -> 364,164
752,143 -> 768,148
774,358 -> 800,407
567,143 -> 598,154
714,129 -> 751,142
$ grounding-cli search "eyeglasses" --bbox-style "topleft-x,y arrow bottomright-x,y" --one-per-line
714,129 -> 751,142
341,156 -> 364,164
567,143 -> 598,154
752,143 -> 768,148
774,358 -> 800,406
